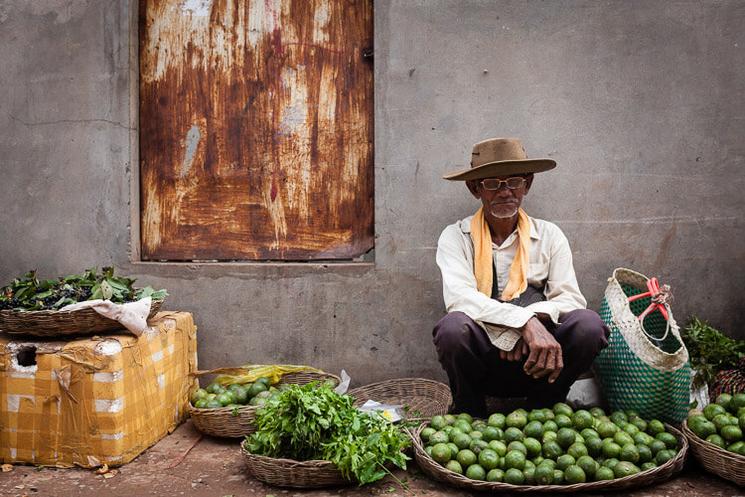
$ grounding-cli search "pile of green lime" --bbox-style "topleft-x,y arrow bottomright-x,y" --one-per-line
687,392 -> 745,456
420,403 -> 680,485
190,377 -> 280,409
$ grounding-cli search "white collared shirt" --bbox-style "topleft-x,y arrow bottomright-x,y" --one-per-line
435,215 -> 587,329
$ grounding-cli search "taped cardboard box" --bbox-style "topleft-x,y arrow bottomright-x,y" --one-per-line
0,311 -> 197,467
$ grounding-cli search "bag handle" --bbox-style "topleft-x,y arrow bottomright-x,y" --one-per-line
627,277 -> 674,342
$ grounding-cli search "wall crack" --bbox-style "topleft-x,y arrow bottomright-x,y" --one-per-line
10,115 -> 133,131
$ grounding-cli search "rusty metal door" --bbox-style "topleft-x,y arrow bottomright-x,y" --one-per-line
139,0 -> 373,260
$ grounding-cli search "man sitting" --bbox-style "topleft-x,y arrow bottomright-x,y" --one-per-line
433,137 -> 610,417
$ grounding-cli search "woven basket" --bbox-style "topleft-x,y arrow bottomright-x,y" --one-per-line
708,359 -> 745,400
240,440 -> 352,488
189,371 -> 341,438
348,378 -> 452,421
594,268 -> 691,423
0,298 -> 164,337
683,420 -> 745,486
411,422 -> 687,493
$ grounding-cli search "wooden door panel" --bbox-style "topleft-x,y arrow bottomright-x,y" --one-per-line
139,0 -> 373,260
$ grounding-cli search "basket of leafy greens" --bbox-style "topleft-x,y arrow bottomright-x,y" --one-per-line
682,317 -> 745,392
241,381 -> 410,488
0,267 -> 167,336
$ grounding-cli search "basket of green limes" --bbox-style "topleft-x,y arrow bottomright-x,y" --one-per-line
412,402 -> 687,492
683,392 -> 745,486
188,369 -> 340,438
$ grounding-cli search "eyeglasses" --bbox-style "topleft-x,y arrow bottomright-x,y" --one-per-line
480,177 -> 527,190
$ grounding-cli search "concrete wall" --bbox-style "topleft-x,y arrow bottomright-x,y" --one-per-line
1,0 -> 743,386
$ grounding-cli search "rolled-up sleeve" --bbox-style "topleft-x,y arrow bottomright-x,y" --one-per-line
436,224 -> 535,329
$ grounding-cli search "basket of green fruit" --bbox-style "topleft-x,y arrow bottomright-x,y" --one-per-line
189,368 -> 340,438
683,392 -> 745,486
0,268 -> 166,337
411,402 -> 687,492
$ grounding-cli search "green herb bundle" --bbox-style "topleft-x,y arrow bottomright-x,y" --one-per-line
682,316 -> 745,387
0,267 -> 168,311
245,382 -> 410,485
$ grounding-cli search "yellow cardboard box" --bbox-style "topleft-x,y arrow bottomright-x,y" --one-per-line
0,311 -> 197,467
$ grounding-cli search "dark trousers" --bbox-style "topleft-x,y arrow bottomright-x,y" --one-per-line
432,310 -> 610,417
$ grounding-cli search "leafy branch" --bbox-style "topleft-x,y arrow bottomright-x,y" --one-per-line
682,316 -> 745,387
0,267 -> 167,311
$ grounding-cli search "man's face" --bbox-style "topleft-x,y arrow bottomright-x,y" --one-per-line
467,174 -> 534,220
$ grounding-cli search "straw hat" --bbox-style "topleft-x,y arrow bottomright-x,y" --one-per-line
443,137 -> 556,181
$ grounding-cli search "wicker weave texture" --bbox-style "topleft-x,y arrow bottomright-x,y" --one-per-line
411,422 -> 687,493
683,420 -> 745,486
709,359 -> 745,400
240,442 -> 351,488
189,371 -> 340,438
0,299 -> 163,337
604,268 -> 688,369
348,378 -> 451,420
595,268 -> 691,423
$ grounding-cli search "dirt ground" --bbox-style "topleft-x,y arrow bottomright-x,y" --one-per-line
0,421 -> 743,497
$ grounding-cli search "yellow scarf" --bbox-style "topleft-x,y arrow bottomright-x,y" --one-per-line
470,207 -> 531,301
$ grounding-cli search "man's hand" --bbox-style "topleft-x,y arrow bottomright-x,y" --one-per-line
499,338 -> 529,362
521,317 -> 563,383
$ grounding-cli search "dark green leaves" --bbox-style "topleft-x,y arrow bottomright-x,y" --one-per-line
0,267 -> 168,311
246,383 -> 410,485
135,285 -> 168,300
683,316 -> 745,386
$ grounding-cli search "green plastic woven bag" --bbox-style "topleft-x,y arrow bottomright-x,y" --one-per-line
594,268 -> 691,423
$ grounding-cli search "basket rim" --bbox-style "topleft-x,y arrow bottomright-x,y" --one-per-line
348,377 -> 450,393
605,272 -> 686,361
240,440 -> 340,468
188,403 -> 256,415
350,377 -> 449,387
682,420 -> 745,462
410,421 -> 688,492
